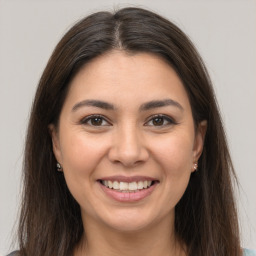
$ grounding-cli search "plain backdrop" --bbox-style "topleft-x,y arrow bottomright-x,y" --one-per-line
0,0 -> 255,254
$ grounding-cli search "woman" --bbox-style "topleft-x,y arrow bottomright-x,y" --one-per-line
8,7 -> 255,256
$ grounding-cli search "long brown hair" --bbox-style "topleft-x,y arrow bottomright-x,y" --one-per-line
17,7 -> 241,256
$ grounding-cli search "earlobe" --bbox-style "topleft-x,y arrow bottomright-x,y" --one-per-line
193,120 -> 207,161
48,124 -> 62,164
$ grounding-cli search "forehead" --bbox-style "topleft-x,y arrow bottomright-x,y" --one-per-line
64,50 -> 191,112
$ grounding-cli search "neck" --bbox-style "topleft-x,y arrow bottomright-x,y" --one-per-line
74,213 -> 186,256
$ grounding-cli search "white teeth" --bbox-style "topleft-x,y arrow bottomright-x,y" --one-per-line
138,181 -> 144,189
101,180 -> 155,191
108,181 -> 113,188
128,182 -> 137,191
119,182 -> 128,190
113,181 -> 119,190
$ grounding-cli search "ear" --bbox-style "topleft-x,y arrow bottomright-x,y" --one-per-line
192,120 -> 207,162
48,124 -> 62,165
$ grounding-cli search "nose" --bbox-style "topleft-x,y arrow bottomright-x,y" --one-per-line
108,125 -> 149,167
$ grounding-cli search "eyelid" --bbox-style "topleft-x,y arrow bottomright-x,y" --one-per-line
80,114 -> 112,126
144,114 -> 177,126
79,114 -> 177,127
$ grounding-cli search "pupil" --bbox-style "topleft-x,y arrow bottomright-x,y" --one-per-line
153,117 -> 163,126
91,117 -> 102,126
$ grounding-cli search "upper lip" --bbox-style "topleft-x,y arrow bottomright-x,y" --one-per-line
98,175 -> 158,183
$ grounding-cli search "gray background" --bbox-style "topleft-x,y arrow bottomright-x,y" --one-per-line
0,0 -> 255,254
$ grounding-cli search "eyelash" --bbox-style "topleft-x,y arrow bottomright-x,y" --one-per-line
80,114 -> 177,127
145,114 -> 177,127
80,115 -> 110,126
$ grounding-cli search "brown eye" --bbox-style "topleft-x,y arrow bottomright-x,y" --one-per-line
81,115 -> 110,126
152,117 -> 164,126
145,115 -> 176,127
91,117 -> 103,126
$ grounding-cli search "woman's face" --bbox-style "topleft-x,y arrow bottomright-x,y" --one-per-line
51,51 -> 206,232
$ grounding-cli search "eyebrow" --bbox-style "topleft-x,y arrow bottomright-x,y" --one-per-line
139,99 -> 184,112
72,100 -> 115,112
72,98 -> 183,112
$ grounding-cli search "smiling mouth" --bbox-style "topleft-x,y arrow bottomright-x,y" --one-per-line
98,180 -> 158,193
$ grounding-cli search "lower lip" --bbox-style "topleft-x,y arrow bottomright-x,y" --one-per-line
99,182 -> 158,202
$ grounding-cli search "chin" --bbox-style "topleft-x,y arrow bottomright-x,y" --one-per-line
99,207 -> 162,233
106,219 -> 152,233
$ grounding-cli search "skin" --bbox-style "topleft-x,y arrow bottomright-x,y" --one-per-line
50,50 -> 207,256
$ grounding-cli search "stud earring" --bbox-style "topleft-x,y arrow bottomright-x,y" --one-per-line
193,163 -> 198,171
56,162 -> 63,172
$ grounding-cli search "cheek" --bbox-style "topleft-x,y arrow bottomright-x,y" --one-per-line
59,129 -> 109,189
59,130 -> 109,209
153,131 -> 194,173
151,132 -> 194,205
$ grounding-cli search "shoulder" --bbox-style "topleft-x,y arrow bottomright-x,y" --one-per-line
244,248 -> 256,256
